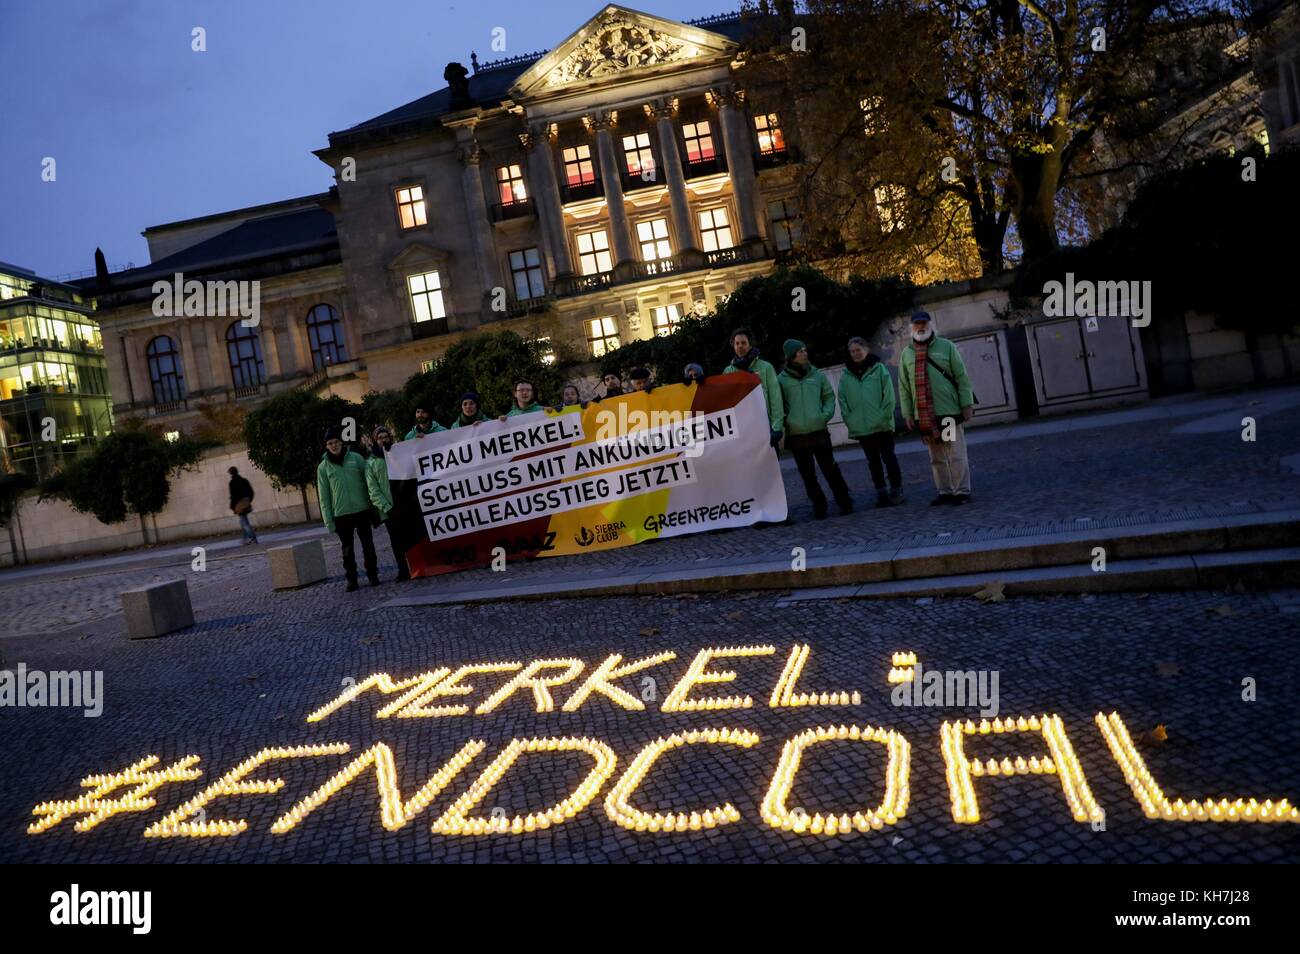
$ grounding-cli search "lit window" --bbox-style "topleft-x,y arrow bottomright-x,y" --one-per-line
622,132 -> 655,178
226,322 -> 265,389
754,113 -> 786,156
860,96 -> 887,135
164,431 -> 180,443
576,230 -> 613,276
145,335 -> 185,404
585,317 -> 620,357
651,304 -> 682,337
420,359 -> 436,373
406,270 -> 447,323
698,208 -> 733,252
636,218 -> 672,262
769,198 -> 801,251
874,184 -> 907,232
682,121 -> 716,164
497,164 -> 527,205
562,145 -> 597,187
395,185 -> 427,230
509,247 -> 545,300
534,336 -> 557,366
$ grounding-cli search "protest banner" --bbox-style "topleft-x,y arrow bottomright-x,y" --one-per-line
385,372 -> 787,575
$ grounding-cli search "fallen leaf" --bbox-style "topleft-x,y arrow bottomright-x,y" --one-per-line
1144,724 -> 1169,745
1155,661 -> 1182,677
726,611 -> 745,622
360,635 -> 383,645
638,627 -> 661,637
973,581 -> 1006,604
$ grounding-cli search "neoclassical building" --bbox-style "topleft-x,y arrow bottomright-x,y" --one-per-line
317,5 -> 798,390
82,5 -> 803,429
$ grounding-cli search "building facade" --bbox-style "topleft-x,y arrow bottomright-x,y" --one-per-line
0,263 -> 113,479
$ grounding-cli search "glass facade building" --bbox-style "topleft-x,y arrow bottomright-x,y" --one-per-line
0,263 -> 113,480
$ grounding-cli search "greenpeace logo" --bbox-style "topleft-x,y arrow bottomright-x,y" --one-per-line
1042,272 -> 1151,327
50,884 -> 151,934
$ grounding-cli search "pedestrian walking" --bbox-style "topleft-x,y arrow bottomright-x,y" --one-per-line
838,336 -> 903,507
227,466 -> 258,544
898,311 -> 975,505
777,339 -> 853,518
317,425 -> 380,591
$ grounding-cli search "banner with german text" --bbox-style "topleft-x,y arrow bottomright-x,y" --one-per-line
384,372 -> 787,576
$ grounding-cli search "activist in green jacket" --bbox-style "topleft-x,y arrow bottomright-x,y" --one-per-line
364,452 -> 392,521
506,402 -> 544,417
451,412 -> 488,428
899,333 -> 974,422
837,354 -> 896,438
722,329 -> 784,435
777,357 -> 837,436
450,391 -> 488,428
316,449 -> 371,534
404,420 -> 446,440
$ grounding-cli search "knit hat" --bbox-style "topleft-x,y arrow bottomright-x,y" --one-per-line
371,424 -> 391,442
321,424 -> 343,445
629,367 -> 651,382
684,362 -> 704,380
783,339 -> 805,362
460,391 -> 479,405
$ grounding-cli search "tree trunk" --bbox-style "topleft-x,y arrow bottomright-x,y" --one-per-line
1012,153 -> 1063,264
972,216 -> 1007,275
300,486 -> 313,523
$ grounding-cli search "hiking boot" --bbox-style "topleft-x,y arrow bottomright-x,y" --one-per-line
838,500 -> 855,516
930,494 -> 955,506
812,508 -> 829,520
952,494 -> 972,506
368,575 -> 382,587
875,490 -> 891,508
345,580 -> 359,593
888,488 -> 904,506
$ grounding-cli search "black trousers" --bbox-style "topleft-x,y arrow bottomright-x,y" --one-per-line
858,432 -> 902,491
383,518 -> 411,580
335,511 -> 378,583
788,431 -> 852,514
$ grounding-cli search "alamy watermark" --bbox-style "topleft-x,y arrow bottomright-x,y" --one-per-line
1042,272 -> 1151,327
151,271 -> 260,326
890,661 -> 999,717
1,663 -> 103,717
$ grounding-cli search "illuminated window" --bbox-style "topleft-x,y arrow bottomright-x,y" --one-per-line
769,198 -> 801,251
420,359 -> 436,373
562,145 -> 597,187
682,120 -> 716,164
754,113 -> 786,156
576,230 -> 613,276
534,336 -> 557,366
305,303 -> 347,371
164,430 -> 180,443
395,185 -> 427,230
496,164 -> 528,205
585,317 -> 620,357
874,184 -> 907,232
622,132 -> 655,178
509,247 -> 545,300
406,270 -> 446,323
698,208 -> 733,252
636,218 -> 672,262
226,322 -> 265,389
146,335 -> 185,403
861,96 -> 887,135
651,304 -> 682,337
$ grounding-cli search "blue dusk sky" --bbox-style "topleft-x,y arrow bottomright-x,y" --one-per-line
0,0 -> 728,279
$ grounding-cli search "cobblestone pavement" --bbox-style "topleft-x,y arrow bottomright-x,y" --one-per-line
3,392 -> 1296,637
2,582 -> 1298,863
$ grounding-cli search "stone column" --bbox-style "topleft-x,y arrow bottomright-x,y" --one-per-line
206,319 -> 229,391
592,112 -> 637,274
524,124 -> 573,279
454,127 -> 504,303
123,334 -> 151,406
651,99 -> 700,266
260,307 -> 282,379
714,87 -> 762,245
176,320 -> 203,395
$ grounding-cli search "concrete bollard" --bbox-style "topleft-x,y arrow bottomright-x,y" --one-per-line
121,579 -> 195,639
269,539 -> 328,590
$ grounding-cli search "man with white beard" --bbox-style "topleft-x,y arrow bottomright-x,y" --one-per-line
898,311 -> 976,505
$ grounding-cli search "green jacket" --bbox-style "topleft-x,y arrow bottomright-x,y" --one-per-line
899,335 -> 974,421
837,358 -> 896,438
316,451 -> 371,533
364,453 -> 393,521
777,364 -> 836,436
723,356 -> 784,431
506,402 -> 544,417
450,411 -> 488,428
404,421 -> 446,440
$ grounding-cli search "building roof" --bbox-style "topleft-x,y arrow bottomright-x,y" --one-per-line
76,207 -> 338,292
335,12 -> 751,139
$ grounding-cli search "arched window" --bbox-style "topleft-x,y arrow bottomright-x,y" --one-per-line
226,322 -> 265,389
305,304 -> 347,371
146,335 -> 185,403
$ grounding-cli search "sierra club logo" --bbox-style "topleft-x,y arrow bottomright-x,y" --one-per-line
575,526 -> 596,547
575,521 -> 626,546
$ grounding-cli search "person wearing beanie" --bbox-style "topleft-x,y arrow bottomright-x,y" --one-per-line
317,424 -> 380,590
227,465 -> 257,545
500,380 -> 544,421
839,336 -> 904,507
404,405 -> 447,440
364,425 -> 411,582
451,392 -> 489,428
629,367 -> 653,392
550,383 -> 587,412
777,339 -> 853,519
722,327 -> 784,454
683,362 -> 705,385
898,311 -> 975,505
598,372 -> 623,401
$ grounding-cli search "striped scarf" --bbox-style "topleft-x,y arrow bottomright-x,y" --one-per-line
914,339 -> 937,437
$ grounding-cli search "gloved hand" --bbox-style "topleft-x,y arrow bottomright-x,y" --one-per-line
770,429 -> 784,448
